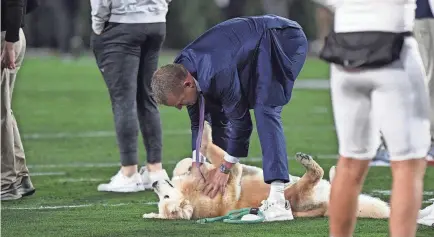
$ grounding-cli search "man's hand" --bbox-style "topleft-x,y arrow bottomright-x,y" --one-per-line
1,42 -> 16,69
202,167 -> 230,198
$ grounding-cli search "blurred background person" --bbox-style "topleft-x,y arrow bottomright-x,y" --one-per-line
415,0 -> 434,160
90,0 -> 172,192
260,0 -> 334,55
1,0 -> 39,201
415,0 -> 434,228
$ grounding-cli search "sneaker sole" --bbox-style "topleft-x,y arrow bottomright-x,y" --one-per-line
97,185 -> 145,193
1,194 -> 22,201
18,188 -> 36,197
264,215 -> 294,222
97,188 -> 145,193
143,185 -> 154,190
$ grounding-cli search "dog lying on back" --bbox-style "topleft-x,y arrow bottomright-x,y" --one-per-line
143,122 -> 390,220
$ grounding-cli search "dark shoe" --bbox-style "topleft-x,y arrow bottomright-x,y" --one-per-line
16,176 -> 35,197
1,188 -> 22,201
370,145 -> 390,167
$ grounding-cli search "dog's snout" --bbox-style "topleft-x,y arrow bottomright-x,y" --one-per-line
152,181 -> 158,188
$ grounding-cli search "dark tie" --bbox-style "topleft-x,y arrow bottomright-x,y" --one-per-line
195,93 -> 205,167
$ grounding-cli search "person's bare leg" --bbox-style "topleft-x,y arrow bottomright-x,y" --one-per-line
389,159 -> 426,237
329,157 -> 371,237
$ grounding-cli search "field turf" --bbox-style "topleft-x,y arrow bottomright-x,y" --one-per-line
1,54 -> 433,237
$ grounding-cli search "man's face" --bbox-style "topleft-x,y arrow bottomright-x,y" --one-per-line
165,81 -> 198,110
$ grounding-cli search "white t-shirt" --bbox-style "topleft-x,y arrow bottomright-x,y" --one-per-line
326,0 -> 416,33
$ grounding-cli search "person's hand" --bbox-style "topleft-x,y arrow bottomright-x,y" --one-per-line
202,168 -> 230,198
1,42 -> 16,69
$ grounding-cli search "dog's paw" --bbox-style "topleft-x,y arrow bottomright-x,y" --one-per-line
295,152 -> 313,166
143,213 -> 159,219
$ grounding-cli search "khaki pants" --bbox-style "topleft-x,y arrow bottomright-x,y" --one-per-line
414,19 -> 434,139
1,29 -> 28,191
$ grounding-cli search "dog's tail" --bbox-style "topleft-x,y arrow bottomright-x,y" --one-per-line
356,194 -> 390,219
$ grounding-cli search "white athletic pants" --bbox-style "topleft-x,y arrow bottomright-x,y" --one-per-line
415,18 -> 434,139
330,37 -> 431,161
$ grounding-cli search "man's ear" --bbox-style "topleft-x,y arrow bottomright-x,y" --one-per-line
183,80 -> 195,89
184,73 -> 196,89
183,81 -> 192,88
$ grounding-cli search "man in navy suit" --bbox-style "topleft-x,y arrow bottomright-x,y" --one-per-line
151,15 -> 308,222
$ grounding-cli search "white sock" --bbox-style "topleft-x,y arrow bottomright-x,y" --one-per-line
268,181 -> 285,202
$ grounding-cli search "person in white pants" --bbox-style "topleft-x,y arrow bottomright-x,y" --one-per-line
414,0 -> 434,228
321,0 -> 431,236
415,0 -> 434,157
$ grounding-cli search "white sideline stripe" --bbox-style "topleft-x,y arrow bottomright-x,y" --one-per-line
1,202 -> 159,210
22,125 -> 335,140
372,190 -> 434,196
57,178 -> 104,183
23,130 -> 186,139
27,155 -> 339,169
32,172 -> 66,176
3,194 -> 432,210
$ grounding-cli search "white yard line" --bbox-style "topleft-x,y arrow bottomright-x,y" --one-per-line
27,155 -> 339,169
22,129 -> 189,140
21,104 -> 333,141
1,202 -> 158,210
22,125 -> 335,140
32,172 -> 67,176
57,178 -> 104,182
3,190 -> 432,210
372,190 -> 434,196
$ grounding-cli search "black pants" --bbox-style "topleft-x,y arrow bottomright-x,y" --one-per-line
91,22 -> 165,166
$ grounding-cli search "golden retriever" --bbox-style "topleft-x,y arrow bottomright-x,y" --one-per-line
142,122 -> 390,220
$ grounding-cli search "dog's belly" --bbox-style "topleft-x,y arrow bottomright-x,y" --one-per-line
311,180 -> 331,204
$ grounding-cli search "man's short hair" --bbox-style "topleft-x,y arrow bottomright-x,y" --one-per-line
151,64 -> 188,104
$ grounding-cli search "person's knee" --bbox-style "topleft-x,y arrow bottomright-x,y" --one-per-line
137,96 -> 159,113
254,105 -> 282,118
391,159 -> 427,180
335,157 -> 370,186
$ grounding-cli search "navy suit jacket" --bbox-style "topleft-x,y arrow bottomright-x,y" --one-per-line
416,0 -> 434,18
174,14 -> 307,157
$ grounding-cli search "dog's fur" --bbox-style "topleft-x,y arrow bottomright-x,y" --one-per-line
143,122 -> 390,220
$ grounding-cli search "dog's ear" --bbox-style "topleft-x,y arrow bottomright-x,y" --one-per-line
167,202 -> 179,215
165,199 -> 193,220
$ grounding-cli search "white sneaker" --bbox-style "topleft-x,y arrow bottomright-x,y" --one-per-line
418,204 -> 434,227
139,167 -> 170,190
97,170 -> 145,192
418,214 -> 434,227
241,199 -> 294,222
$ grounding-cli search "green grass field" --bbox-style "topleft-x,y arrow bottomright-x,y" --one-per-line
1,54 -> 433,237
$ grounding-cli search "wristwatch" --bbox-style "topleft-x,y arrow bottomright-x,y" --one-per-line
219,163 -> 231,174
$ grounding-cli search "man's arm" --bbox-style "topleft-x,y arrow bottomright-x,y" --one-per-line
90,0 -> 112,35
4,0 -> 25,43
217,70 -> 253,164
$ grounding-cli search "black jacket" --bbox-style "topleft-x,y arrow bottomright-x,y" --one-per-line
1,0 -> 39,42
